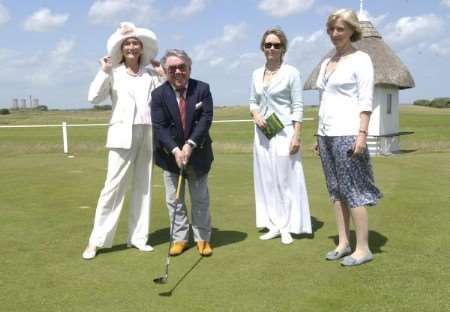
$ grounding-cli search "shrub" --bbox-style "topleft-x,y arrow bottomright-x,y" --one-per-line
0,108 -> 11,115
430,97 -> 450,108
93,104 -> 112,111
35,105 -> 48,111
413,99 -> 430,107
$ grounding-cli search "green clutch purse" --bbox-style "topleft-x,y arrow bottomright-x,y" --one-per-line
261,113 -> 284,139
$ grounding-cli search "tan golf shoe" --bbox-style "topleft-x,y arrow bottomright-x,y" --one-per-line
169,241 -> 187,256
196,240 -> 213,257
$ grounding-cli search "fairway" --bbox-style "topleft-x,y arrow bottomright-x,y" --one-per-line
1,106 -> 449,312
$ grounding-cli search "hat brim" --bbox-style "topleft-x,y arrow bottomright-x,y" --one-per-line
107,26 -> 158,67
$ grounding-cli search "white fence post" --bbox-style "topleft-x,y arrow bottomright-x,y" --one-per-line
62,121 -> 68,154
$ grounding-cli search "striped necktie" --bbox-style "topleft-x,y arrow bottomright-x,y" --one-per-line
177,88 -> 186,130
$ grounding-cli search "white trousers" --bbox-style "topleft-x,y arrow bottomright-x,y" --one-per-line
88,125 -> 153,248
253,125 -> 312,234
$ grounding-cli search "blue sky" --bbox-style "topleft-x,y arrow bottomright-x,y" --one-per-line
1,0 -> 449,109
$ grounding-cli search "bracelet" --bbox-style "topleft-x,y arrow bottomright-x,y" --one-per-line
359,129 -> 368,135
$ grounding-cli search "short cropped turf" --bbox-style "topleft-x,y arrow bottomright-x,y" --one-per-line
0,106 -> 449,312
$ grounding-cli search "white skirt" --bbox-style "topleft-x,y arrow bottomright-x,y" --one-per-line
253,125 -> 312,234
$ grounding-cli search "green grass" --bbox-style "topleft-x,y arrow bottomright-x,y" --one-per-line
0,106 -> 449,312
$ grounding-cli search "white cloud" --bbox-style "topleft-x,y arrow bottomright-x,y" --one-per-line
88,0 -> 159,26
430,39 -> 450,55
222,23 -> 246,42
31,39 -> 77,86
305,29 -> 323,42
192,22 -> 247,64
315,4 -> 336,16
316,6 -> 387,27
171,33 -> 184,42
24,8 -> 69,32
0,3 -> 10,28
0,48 -> 14,62
285,29 -> 330,78
441,0 -> 450,8
51,39 -> 76,65
258,0 -> 314,17
227,52 -> 262,71
383,14 -> 444,46
359,10 -> 388,26
0,38 -> 80,87
170,0 -> 208,19
288,29 -> 326,55
209,57 -> 224,67
9,52 -> 43,67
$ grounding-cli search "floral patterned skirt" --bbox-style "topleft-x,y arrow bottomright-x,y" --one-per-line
317,135 -> 382,208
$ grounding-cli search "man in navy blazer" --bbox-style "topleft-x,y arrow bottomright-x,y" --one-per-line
151,49 -> 214,257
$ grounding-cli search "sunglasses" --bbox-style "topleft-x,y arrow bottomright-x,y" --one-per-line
167,64 -> 188,74
264,42 -> 282,50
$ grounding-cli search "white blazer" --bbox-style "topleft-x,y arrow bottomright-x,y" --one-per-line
88,64 -> 161,149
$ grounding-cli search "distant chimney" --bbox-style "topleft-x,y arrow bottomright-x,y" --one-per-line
12,98 -> 19,109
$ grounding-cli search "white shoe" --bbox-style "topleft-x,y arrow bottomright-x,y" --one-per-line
127,243 -> 154,252
259,229 -> 280,240
281,232 -> 293,245
82,245 -> 97,260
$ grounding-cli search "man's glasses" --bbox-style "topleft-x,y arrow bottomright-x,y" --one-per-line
167,64 -> 188,74
264,42 -> 282,50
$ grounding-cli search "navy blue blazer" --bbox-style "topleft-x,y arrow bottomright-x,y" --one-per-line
151,79 -> 214,176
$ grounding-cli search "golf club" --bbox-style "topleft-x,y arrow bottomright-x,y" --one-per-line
159,257 -> 203,297
153,166 -> 184,284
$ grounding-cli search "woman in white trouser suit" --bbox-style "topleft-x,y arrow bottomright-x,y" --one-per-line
249,27 -> 312,245
82,22 -> 163,260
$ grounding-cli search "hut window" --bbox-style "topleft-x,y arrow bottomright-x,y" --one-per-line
387,94 -> 392,114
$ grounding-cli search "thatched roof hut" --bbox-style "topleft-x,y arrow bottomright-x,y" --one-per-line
303,20 -> 415,90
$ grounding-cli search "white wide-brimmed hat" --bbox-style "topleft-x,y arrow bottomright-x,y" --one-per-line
106,22 -> 158,67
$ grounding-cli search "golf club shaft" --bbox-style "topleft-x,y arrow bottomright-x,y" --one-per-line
164,166 -> 184,276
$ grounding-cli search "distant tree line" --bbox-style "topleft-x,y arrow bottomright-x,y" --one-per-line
1,105 -> 48,115
93,104 -> 112,111
413,97 -> 450,108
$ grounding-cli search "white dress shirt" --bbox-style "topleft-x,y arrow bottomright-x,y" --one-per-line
130,67 -> 155,125
249,64 -> 304,125
316,50 -> 374,136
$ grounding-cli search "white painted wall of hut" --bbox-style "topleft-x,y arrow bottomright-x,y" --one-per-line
367,85 -> 401,155
369,85 -> 400,136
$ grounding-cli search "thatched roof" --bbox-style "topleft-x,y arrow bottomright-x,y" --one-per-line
304,20 -> 415,90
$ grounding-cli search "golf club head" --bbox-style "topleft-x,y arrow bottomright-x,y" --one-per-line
159,291 -> 172,297
153,276 -> 168,284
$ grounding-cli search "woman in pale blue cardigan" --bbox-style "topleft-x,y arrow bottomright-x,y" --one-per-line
249,27 -> 312,245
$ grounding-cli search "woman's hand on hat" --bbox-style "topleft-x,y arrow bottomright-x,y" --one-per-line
100,56 -> 113,74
